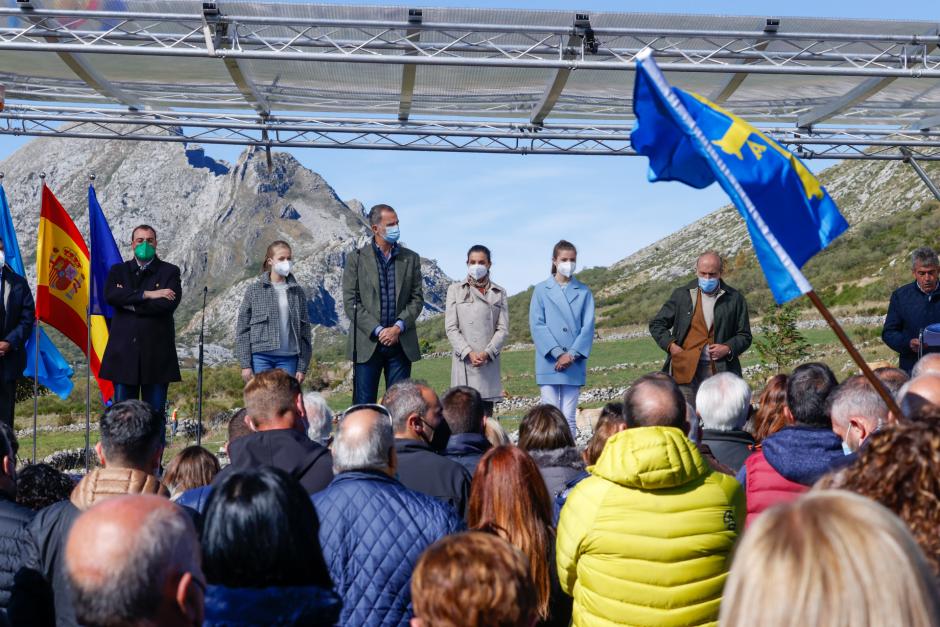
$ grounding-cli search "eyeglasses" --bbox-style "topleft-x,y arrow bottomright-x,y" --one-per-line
340,403 -> 393,425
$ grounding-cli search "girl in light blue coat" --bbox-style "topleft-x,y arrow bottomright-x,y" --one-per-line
529,240 -> 595,435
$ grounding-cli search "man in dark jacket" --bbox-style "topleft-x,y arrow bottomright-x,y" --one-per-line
214,369 -> 332,495
737,363 -> 849,526
442,385 -> 492,476
0,238 -> 35,427
0,423 -> 34,619
649,251 -> 752,405
383,381 -> 470,518
342,204 -> 425,404
16,400 -> 169,626
695,372 -> 755,473
99,225 -> 181,416
314,405 -> 463,627
883,247 -> 940,373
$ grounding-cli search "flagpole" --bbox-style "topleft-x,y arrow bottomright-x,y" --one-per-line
637,51 -> 901,418
84,174 -> 95,472
33,172 -> 45,463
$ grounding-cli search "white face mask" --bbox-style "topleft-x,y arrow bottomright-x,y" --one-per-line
0,251 -> 5,267
272,259 -> 292,277
467,263 -> 488,281
556,261 -> 576,278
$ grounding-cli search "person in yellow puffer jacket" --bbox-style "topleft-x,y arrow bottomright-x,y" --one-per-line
557,374 -> 745,627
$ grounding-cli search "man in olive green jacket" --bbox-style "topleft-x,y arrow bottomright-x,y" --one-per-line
342,204 -> 425,404
649,251 -> 752,404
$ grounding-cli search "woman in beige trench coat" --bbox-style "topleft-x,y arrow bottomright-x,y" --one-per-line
445,245 -> 509,402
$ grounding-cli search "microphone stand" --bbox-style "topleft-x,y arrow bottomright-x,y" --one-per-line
196,285 -> 207,445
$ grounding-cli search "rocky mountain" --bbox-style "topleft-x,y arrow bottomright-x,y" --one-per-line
0,134 -> 451,363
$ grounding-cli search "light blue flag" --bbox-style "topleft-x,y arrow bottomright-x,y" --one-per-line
630,51 -> 849,304
0,184 -> 74,399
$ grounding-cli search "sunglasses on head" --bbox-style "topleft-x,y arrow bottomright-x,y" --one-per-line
341,403 -> 392,423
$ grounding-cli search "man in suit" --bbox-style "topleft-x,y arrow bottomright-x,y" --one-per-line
649,250 -> 752,405
99,225 -> 181,416
342,205 -> 425,404
0,237 -> 35,428
882,246 -> 940,373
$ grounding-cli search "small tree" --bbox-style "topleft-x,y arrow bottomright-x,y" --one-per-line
754,304 -> 811,373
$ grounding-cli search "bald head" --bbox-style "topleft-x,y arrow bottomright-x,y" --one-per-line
332,407 -> 395,475
696,251 -> 723,274
66,495 -> 203,627
899,375 -> 940,420
912,353 -> 940,378
623,375 -> 687,430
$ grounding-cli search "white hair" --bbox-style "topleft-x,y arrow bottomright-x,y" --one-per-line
829,377 -> 888,431
303,391 -> 333,445
696,372 -> 752,431
912,353 -> 940,379
332,410 -> 393,474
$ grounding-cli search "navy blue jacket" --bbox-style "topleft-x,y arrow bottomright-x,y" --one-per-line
0,268 -> 35,382
882,281 -> 940,373
204,584 -> 341,627
444,433 -> 491,476
736,426 -> 850,488
313,471 -> 463,627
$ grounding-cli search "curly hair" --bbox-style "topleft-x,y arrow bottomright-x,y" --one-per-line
16,463 -> 76,511
826,421 -> 940,575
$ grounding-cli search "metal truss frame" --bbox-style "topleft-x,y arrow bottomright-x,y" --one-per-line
1,4 -> 940,165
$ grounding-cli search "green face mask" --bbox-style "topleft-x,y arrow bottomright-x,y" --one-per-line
134,241 -> 156,261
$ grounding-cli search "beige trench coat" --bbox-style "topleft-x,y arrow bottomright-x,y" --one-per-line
444,279 -> 509,400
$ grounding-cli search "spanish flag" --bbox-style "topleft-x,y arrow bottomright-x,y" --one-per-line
36,184 -> 114,404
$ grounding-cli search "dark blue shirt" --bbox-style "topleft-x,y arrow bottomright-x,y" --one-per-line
882,281 -> 940,372
372,240 -> 399,329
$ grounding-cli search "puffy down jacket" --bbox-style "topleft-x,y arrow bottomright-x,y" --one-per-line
556,427 -> 744,627
313,470 -> 464,626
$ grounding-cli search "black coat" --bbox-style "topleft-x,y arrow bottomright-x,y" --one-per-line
394,439 -> 471,518
0,495 -> 33,612
701,429 -> 755,474
214,429 -> 334,495
444,432 -> 492,476
0,268 -> 35,382
99,258 -> 181,385
649,279 -> 752,377
882,281 -> 940,373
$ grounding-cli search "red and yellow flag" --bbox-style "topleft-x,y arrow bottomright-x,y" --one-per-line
36,184 -> 114,403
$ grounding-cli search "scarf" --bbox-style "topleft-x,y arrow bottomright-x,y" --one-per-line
468,274 -> 491,294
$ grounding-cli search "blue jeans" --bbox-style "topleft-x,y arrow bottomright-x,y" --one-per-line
252,353 -> 299,377
114,383 -> 169,418
354,344 -> 412,405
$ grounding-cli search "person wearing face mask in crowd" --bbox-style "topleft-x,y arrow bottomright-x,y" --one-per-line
100,225 -> 181,415
0,238 -> 35,428
444,245 -> 509,409
649,250 -> 752,406
236,240 -> 312,383
342,204 -> 425,404
529,240 -> 595,436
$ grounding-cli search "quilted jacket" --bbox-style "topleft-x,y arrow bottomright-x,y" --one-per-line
204,584 -> 342,626
556,427 -> 744,627
312,470 -> 464,626
0,496 -> 33,611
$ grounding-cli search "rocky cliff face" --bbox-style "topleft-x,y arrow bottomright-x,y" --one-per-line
0,136 -> 450,362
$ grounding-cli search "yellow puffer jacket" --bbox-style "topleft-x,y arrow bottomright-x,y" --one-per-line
556,426 -> 744,627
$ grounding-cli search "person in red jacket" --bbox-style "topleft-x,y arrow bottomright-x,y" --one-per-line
737,363 -> 849,526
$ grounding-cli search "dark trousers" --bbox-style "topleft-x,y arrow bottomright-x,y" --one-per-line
678,361 -> 715,408
354,344 -> 412,405
114,383 -> 169,418
0,379 -> 15,429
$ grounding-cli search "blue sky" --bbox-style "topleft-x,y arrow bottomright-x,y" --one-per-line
1,0 -> 936,294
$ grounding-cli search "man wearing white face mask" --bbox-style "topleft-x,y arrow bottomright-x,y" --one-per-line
236,240 -> 311,383
0,237 -> 34,428
444,244 -> 509,407
650,250 -> 752,405
529,240 -> 595,435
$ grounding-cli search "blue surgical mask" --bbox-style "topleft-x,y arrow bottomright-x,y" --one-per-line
841,440 -> 854,456
383,225 -> 400,244
698,277 -> 719,293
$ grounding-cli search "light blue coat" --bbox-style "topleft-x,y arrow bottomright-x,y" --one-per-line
529,276 -> 595,386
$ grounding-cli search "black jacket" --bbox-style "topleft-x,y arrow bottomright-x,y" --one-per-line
0,495 -> 33,612
214,429 -> 333,495
0,268 -> 35,382
444,432 -> 492,476
882,281 -> 940,373
700,429 -> 755,474
394,439 -> 471,518
99,257 -> 181,385
649,279 -> 752,377
528,447 -> 586,499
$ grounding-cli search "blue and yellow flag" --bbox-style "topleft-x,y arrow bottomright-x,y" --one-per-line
630,51 -> 849,303
88,185 -> 122,405
0,184 -> 74,399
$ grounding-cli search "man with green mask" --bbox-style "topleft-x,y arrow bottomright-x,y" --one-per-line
99,225 -> 182,416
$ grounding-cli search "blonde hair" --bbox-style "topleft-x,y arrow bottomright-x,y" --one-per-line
720,491 -> 940,627
483,417 -> 510,447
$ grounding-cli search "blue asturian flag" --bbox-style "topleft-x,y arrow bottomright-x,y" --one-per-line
88,185 -> 123,318
0,184 -> 74,399
630,51 -> 849,303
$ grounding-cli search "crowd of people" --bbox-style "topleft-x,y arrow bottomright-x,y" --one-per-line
0,353 -> 933,625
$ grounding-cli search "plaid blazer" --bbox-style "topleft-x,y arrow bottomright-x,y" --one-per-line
235,273 -> 312,373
